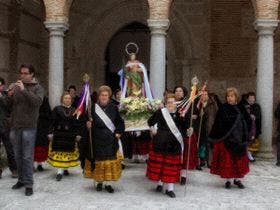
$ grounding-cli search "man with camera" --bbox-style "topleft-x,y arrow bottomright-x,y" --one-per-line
8,64 -> 44,196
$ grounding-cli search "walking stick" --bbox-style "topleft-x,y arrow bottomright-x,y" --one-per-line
184,101 -> 195,196
184,77 -> 198,196
197,107 -> 204,167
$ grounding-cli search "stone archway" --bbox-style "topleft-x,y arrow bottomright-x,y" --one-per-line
104,21 -> 150,92
65,0 -> 149,90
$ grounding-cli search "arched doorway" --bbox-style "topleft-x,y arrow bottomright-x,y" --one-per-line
104,21 -> 150,92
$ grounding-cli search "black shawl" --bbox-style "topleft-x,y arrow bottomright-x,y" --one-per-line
208,103 -> 251,155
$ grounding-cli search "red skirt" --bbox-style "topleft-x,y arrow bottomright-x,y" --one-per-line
182,134 -> 199,169
34,146 -> 49,162
146,150 -> 182,183
210,141 -> 249,178
133,139 -> 151,155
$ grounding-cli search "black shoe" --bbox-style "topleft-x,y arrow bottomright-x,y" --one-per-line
56,174 -> 62,181
225,181 -> 231,189
234,180 -> 245,189
155,185 -> 163,192
276,162 -> 280,167
180,177 -> 186,185
105,185 -> 114,193
196,166 -> 202,171
165,190 -> 176,198
0,169 -> 2,179
200,160 -> 206,167
96,183 -> 103,191
133,159 -> 140,164
37,165 -> 44,172
12,181 -> 24,190
63,170 -> 69,176
25,188 -> 33,196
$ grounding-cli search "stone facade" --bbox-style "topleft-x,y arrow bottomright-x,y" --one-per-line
1,0 -> 280,136
0,0 -> 48,87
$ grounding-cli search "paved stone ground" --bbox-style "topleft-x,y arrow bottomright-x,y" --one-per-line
0,160 -> 279,210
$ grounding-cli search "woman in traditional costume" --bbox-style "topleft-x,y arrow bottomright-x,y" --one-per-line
195,91 -> 219,168
84,85 -> 125,193
34,96 -> 51,171
208,87 -> 251,189
47,92 -> 81,181
147,93 -> 183,198
174,85 -> 199,185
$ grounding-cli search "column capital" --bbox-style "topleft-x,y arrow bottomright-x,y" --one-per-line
147,19 -> 170,35
254,19 -> 279,36
44,21 -> 69,36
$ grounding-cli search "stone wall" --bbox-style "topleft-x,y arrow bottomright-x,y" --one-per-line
208,0 -> 257,100
0,0 -> 48,89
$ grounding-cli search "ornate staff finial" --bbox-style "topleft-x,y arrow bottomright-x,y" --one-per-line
82,73 -> 90,83
191,76 -> 199,86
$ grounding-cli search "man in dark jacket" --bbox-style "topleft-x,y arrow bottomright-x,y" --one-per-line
0,77 -> 17,178
8,64 -> 44,196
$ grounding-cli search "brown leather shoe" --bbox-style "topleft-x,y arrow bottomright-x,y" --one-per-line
11,170 -> 18,178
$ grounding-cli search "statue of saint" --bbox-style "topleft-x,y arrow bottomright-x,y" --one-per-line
118,43 -> 153,101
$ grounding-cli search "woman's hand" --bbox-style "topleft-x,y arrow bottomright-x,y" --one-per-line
115,133 -> 121,139
48,134 -> 53,141
187,127 -> 194,137
192,115 -> 198,120
76,135 -> 82,142
150,126 -> 157,136
86,121 -> 92,129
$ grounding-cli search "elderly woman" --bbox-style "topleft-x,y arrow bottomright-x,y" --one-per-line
209,87 -> 251,189
147,93 -> 183,198
84,85 -> 125,193
47,92 -> 81,181
174,85 -> 199,185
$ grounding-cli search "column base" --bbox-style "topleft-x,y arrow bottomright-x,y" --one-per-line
255,150 -> 275,160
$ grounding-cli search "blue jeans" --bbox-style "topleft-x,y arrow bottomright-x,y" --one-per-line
10,128 -> 36,188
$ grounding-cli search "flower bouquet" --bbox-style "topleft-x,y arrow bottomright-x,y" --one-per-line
120,97 -> 162,131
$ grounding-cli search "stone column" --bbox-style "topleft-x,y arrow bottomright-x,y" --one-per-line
44,21 -> 69,108
148,19 -> 170,99
254,19 -> 279,158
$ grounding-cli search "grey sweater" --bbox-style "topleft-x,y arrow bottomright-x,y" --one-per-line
10,79 -> 44,129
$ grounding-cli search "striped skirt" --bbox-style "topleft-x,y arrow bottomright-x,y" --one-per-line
211,141 -> 249,178
182,134 -> 199,170
146,150 -> 182,183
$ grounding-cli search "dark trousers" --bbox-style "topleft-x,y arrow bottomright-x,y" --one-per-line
0,129 -> 17,171
10,128 -> 36,188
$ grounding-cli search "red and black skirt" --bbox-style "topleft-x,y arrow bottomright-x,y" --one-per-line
133,131 -> 152,155
133,139 -> 151,155
182,134 -> 199,170
34,146 -> 49,162
210,141 -> 249,178
146,150 -> 182,183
